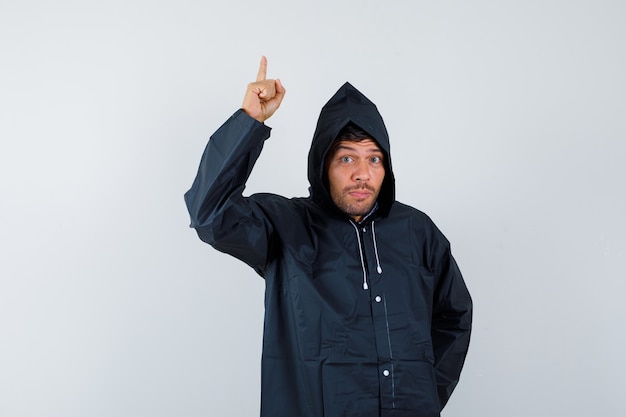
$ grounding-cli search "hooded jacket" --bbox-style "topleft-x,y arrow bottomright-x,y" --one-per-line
185,83 -> 472,417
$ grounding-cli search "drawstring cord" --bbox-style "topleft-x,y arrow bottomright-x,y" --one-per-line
372,221 -> 383,274
351,220 -> 384,290
351,222 -> 369,290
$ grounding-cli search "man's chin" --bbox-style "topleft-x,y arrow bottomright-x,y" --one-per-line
345,201 -> 375,219
332,194 -> 377,220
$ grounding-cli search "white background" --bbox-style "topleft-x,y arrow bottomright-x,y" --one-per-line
1,1 -> 625,416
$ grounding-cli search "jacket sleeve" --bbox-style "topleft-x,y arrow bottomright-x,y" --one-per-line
428,223 -> 473,410
184,109 -> 274,276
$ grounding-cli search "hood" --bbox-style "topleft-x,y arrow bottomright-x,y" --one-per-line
307,82 -> 396,218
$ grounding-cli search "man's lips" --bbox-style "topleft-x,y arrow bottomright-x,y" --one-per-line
348,189 -> 373,199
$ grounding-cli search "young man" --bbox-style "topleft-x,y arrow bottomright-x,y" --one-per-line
185,57 -> 472,417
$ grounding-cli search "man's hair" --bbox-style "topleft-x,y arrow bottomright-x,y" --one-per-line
336,122 -> 371,142
327,122 -> 382,163
326,123 -> 373,160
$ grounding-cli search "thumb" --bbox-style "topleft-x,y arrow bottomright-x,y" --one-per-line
276,78 -> 286,94
274,78 -> 286,103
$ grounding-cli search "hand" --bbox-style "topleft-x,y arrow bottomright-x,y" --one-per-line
242,56 -> 286,123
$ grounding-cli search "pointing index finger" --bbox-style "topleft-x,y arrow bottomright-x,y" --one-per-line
256,56 -> 267,81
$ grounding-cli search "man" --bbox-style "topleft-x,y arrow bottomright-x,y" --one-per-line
185,57 -> 472,417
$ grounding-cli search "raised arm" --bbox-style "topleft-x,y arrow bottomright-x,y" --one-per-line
184,57 -> 286,275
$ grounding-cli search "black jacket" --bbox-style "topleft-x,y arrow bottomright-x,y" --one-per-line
185,83 -> 472,417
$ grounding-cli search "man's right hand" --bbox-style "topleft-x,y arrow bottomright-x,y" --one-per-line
242,56 -> 286,123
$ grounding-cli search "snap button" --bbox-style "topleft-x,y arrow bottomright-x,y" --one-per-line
375,295 -> 382,303
383,369 -> 390,377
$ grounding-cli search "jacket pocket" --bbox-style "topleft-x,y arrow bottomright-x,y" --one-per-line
392,359 -> 440,414
321,361 -> 380,417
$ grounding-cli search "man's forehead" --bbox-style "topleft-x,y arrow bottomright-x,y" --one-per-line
332,139 -> 383,153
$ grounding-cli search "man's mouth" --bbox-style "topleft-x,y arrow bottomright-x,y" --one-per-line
349,190 -> 371,199
346,186 -> 375,199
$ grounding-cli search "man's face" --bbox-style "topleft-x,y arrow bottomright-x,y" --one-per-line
326,139 -> 385,222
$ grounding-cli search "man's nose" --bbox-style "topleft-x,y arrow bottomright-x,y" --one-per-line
353,160 -> 370,182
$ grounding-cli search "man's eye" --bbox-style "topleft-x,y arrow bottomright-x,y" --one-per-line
340,156 -> 353,163
371,156 -> 382,163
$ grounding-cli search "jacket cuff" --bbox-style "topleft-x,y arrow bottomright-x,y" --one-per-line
233,109 -> 272,134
